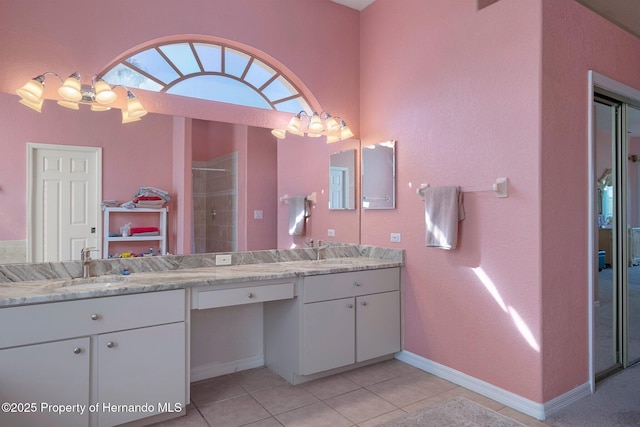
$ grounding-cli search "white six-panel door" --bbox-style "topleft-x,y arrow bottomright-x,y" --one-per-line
27,143 -> 101,262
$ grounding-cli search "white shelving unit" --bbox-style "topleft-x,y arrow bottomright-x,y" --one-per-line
102,207 -> 167,258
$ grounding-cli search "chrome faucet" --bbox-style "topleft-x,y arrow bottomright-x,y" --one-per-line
315,240 -> 329,261
80,247 -> 96,278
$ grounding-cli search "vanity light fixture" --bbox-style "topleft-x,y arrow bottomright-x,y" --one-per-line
16,71 -> 148,123
271,111 -> 354,143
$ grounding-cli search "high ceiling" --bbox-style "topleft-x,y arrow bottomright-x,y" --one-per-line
577,0 -> 640,39
332,0 -> 640,41
330,0 -> 374,11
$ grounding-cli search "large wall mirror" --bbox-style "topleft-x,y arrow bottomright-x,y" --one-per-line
329,149 -> 356,210
362,140 -> 396,210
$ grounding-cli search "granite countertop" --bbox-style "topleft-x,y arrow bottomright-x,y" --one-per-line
0,256 -> 402,307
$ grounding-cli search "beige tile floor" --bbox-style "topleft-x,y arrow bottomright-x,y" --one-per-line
151,359 -> 549,427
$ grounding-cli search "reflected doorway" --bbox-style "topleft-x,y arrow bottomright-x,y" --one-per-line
594,94 -> 640,380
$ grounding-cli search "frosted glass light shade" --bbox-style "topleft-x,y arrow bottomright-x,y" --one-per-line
121,109 -> 141,123
16,78 -> 45,103
271,128 -> 286,139
19,97 -> 44,113
340,122 -> 354,140
324,116 -> 339,133
57,100 -> 79,110
308,112 -> 324,133
58,73 -> 82,102
91,104 -> 111,112
94,80 -> 117,104
286,115 -> 301,133
126,95 -> 147,118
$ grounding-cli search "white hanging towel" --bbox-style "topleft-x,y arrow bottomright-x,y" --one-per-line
288,196 -> 310,236
423,186 -> 465,250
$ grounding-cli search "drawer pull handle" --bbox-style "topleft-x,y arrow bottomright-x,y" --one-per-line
354,282 -> 361,287
106,341 -> 115,349
248,292 -> 255,298
361,301 -> 368,306
90,314 -> 100,320
347,303 -> 354,308
73,347 -> 82,354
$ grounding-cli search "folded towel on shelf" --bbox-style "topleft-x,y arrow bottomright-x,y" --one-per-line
130,231 -> 160,236
136,187 -> 171,202
288,197 -> 310,236
422,186 -> 465,250
133,194 -> 166,208
130,227 -> 159,235
101,200 -> 119,209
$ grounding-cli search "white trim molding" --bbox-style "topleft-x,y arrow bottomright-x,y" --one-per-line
395,350 -> 590,420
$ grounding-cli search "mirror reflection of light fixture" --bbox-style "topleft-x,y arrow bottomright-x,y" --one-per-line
16,71 -> 147,123
271,111 -> 354,143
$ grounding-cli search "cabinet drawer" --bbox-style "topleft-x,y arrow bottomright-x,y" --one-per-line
193,282 -> 295,309
303,268 -> 399,303
0,290 -> 185,349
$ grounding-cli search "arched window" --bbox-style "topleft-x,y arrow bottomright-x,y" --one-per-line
100,40 -> 312,114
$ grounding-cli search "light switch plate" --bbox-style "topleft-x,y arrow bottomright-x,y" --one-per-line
328,229 -> 336,237
215,254 -> 232,265
254,210 -> 263,219
390,233 -> 401,243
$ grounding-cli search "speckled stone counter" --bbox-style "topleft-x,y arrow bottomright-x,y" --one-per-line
0,245 -> 403,307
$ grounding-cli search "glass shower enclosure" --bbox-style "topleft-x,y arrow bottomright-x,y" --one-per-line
192,153 -> 238,253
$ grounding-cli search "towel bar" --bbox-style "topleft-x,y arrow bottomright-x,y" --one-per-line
416,177 -> 508,198
280,191 -> 318,205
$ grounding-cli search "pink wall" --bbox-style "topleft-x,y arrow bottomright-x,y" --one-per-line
360,0 -> 543,401
246,127 -> 278,250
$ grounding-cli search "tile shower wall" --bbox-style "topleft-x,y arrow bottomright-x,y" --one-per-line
192,153 -> 237,254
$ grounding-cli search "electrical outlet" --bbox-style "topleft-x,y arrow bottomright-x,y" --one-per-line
327,229 -> 335,237
390,233 -> 402,243
215,254 -> 232,265
254,210 -> 263,219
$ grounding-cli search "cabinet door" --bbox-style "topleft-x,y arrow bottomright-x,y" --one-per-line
302,297 -> 355,375
97,322 -> 186,427
0,338 -> 90,427
356,291 -> 400,362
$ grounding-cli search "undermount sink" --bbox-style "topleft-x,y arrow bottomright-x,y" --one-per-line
73,275 -> 128,285
309,258 -> 358,266
43,274 -> 128,290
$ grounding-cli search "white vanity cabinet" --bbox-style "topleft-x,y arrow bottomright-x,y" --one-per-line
0,290 -> 186,427
265,267 -> 400,383
96,322 -> 185,427
0,337 -> 91,427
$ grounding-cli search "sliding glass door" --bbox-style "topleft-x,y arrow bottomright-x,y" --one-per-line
594,95 -> 640,380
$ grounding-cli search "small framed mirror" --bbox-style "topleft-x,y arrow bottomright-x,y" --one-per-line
329,149 -> 356,210
362,140 -> 396,209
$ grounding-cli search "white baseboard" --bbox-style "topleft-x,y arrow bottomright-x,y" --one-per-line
395,350 -> 590,420
190,354 -> 264,382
